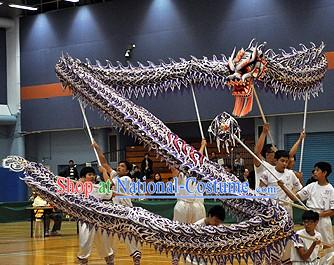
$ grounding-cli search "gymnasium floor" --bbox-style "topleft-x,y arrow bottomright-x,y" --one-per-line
0,221 -> 308,265
0,221 -> 170,265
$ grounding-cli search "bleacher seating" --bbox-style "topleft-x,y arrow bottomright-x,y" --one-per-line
125,138 -> 255,180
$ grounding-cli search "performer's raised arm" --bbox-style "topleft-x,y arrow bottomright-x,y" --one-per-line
288,131 -> 306,171
198,139 -> 207,155
98,165 -> 110,183
254,123 -> 270,167
91,140 -> 113,174
289,130 -> 306,159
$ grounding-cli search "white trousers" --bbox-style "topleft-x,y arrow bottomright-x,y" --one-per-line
77,222 -> 114,259
116,235 -> 141,255
173,200 -> 206,264
173,200 -> 206,224
78,223 -> 141,260
316,216 -> 334,245
319,250 -> 334,265
280,204 -> 293,262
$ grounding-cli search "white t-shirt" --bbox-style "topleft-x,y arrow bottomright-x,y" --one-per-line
260,168 -> 303,201
91,183 -> 112,201
176,173 -> 204,203
291,229 -> 322,264
297,182 -> 334,211
254,160 -> 275,189
297,182 -> 334,244
111,170 -> 133,207
32,196 -> 48,207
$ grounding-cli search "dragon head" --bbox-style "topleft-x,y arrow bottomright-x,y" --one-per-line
226,40 -> 267,117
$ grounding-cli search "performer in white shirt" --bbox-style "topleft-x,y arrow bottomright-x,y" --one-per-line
279,162 -> 334,246
291,210 -> 333,265
185,205 -> 225,265
77,166 -> 114,265
92,141 -> 142,265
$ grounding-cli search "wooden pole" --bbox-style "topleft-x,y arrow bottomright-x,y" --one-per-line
191,86 -> 209,157
299,93 -> 308,172
79,100 -> 102,166
253,88 -> 276,149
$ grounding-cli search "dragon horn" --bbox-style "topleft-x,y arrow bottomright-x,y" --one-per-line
228,47 -> 236,71
247,39 -> 256,49
250,43 -> 258,62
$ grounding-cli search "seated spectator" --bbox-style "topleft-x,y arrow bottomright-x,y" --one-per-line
217,155 -> 225,166
131,165 -> 141,181
234,152 -> 244,167
153,173 -> 163,183
141,153 -> 153,179
238,168 -> 249,183
224,164 -> 233,174
45,208 -> 63,236
234,152 -> 245,177
32,194 -> 63,236
149,173 -> 164,197
210,152 -> 218,163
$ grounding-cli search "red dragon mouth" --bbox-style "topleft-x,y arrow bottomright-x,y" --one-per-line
226,47 -> 267,117
227,79 -> 254,117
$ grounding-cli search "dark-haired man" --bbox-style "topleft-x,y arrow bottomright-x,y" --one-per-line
183,205 -> 225,265
59,159 -> 79,180
260,150 -> 303,217
92,141 -> 141,265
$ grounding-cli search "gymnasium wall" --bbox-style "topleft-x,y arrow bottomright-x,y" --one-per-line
24,128 -> 117,173
0,168 -> 27,202
20,0 -> 334,132
0,28 -> 6,104
255,112 -> 334,148
6,0 -> 334,202
0,127 -> 10,159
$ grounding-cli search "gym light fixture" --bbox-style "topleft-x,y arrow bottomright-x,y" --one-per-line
8,3 -> 38,10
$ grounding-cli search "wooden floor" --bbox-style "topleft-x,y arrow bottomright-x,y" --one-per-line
0,221 -> 173,265
0,221 -> 257,265
0,221 -> 314,265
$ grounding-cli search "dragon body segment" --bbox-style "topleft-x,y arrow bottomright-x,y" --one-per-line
84,40 -> 327,117
3,40 -> 328,264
